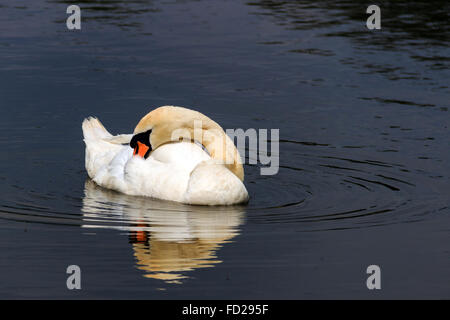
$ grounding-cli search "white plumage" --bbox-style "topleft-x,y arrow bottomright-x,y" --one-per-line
82,113 -> 249,205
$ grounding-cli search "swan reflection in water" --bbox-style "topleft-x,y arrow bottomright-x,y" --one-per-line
81,180 -> 245,283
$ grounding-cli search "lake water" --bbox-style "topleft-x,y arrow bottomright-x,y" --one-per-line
0,0 -> 449,299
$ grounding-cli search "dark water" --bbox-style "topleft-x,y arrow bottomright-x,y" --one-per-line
0,0 -> 449,298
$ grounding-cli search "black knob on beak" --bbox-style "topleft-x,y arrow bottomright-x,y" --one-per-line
130,129 -> 152,159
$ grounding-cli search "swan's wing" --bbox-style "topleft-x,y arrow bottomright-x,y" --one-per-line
150,142 -> 211,172
106,142 -> 211,202
184,160 -> 249,205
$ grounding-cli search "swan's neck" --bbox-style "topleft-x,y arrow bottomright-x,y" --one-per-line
151,123 -> 244,181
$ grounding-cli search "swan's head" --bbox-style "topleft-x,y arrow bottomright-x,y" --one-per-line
132,106 -> 245,181
130,129 -> 152,159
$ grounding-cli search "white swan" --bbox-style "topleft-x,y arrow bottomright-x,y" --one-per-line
82,106 -> 249,205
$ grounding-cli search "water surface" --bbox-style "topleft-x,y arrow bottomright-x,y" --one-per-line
0,0 -> 449,298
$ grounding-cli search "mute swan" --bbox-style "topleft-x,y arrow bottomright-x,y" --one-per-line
82,106 -> 249,205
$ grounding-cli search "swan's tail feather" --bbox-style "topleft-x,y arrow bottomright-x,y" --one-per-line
82,117 -> 130,180
82,117 -> 113,141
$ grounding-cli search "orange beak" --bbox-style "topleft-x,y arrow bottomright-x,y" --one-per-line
133,141 -> 150,158
135,222 -> 148,243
